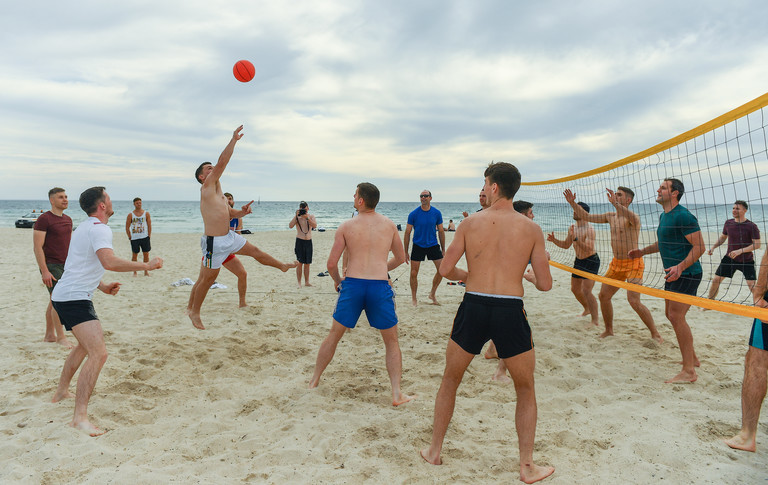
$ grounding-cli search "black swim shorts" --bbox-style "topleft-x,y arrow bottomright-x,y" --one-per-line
42,263 -> 65,295
51,300 -> 99,331
295,238 -> 313,264
572,254 -> 600,280
450,292 -> 533,359
411,244 -> 443,262
664,272 -> 702,297
130,236 -> 151,254
715,256 -> 757,280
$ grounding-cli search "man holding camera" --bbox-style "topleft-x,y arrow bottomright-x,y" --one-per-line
289,201 -> 317,287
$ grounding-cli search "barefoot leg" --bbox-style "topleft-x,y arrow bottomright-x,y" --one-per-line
309,320 -> 347,388
422,340 -> 474,465
380,326 -> 415,406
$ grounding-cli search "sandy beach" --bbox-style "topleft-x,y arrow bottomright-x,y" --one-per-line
1,227 -> 766,484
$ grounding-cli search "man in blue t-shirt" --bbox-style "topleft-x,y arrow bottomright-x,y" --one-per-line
629,178 -> 705,384
404,190 -> 446,306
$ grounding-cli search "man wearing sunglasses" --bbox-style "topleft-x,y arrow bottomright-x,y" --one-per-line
404,190 -> 446,306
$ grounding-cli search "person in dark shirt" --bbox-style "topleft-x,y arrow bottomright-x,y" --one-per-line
707,200 -> 761,300
33,187 -> 74,349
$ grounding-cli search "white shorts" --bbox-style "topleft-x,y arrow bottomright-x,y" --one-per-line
201,231 -> 247,269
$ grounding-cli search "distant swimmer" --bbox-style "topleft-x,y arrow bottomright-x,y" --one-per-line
421,163 -> 555,483
188,126 -> 297,330
51,187 -> 163,436
629,178 -> 705,383
547,201 -> 599,327
309,182 -> 414,407
565,187 -> 662,342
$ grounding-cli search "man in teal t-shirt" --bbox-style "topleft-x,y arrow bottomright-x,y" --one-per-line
629,178 -> 705,384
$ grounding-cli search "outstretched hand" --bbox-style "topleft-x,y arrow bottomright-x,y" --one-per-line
242,200 -> 254,215
563,189 -> 576,204
233,125 -> 244,141
546,232 -> 556,242
605,187 -> 617,204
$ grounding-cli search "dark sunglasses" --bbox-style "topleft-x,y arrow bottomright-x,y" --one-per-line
420,194 -> 431,198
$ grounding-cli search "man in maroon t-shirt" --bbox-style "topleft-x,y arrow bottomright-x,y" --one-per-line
33,187 -> 74,348
707,200 -> 761,300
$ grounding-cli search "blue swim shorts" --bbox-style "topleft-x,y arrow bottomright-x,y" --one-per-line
332,277 -> 397,330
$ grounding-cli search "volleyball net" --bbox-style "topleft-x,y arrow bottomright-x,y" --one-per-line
515,93 -> 768,320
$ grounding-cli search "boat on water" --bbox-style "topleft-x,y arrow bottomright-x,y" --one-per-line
15,210 -> 45,228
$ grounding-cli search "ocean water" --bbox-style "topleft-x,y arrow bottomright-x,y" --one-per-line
1,200 -> 481,233
4,200 -> 766,235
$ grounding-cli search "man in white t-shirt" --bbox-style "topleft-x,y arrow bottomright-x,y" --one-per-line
51,187 -> 163,437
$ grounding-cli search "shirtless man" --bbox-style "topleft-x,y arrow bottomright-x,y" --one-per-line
309,183 -> 414,407
421,163 -> 555,484
188,126 -> 297,329
289,201 -> 317,287
217,192 -> 249,307
51,187 -> 163,436
547,202 -> 599,326
724,250 -> 768,452
565,187 -> 662,342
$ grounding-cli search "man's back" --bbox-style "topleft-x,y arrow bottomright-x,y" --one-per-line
343,212 -> 397,280
460,203 -> 549,296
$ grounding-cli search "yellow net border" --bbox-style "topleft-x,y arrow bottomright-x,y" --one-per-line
523,92 -> 768,186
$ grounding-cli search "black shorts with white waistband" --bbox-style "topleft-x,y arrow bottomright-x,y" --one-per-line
450,292 -> 533,359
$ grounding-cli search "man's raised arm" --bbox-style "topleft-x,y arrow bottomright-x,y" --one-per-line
206,125 -> 244,187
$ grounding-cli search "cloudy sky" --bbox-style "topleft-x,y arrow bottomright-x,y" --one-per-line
3,1 -> 767,202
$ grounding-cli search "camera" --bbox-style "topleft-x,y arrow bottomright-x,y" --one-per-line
298,208 -> 307,216
298,201 -> 308,216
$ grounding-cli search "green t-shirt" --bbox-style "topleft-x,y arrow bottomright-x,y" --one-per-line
657,204 -> 702,276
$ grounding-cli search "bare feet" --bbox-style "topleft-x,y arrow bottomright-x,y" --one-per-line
392,393 -> 415,406
44,335 -> 57,343
71,419 -> 106,437
188,312 -> 205,330
652,334 -> 664,344
238,302 -> 248,308
411,297 -> 418,307
133,272 -> 138,277
305,282 -> 313,287
144,271 -> 150,277
308,376 -> 320,389
665,370 -> 697,383
491,370 -> 512,383
419,448 -> 442,465
57,338 -> 75,349
51,390 -> 74,403
599,330 -> 614,338
520,463 -> 555,484
724,432 -> 756,452
579,309 -> 590,317
428,294 -> 440,306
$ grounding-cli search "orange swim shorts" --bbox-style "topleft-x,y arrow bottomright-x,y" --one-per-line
603,257 -> 644,282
